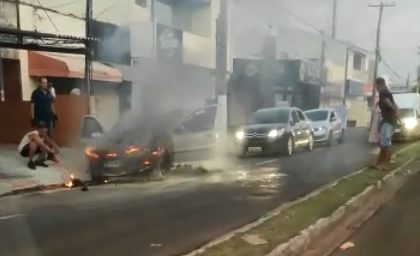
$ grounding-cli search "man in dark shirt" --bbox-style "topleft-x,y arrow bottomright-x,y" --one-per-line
31,77 -> 58,136
373,77 -> 398,171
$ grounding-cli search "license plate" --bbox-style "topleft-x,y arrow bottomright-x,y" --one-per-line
104,160 -> 120,168
395,129 -> 401,133
248,147 -> 262,152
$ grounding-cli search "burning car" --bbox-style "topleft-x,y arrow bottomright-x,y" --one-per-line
83,112 -> 175,183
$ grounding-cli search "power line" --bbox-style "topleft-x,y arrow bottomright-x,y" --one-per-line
276,4 -> 324,34
1,0 -> 84,20
36,0 -> 60,32
94,0 -> 120,19
380,54 -> 404,81
49,0 -> 83,9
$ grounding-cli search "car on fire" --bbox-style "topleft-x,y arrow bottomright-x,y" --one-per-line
82,113 -> 175,183
304,108 -> 345,146
234,107 -> 314,156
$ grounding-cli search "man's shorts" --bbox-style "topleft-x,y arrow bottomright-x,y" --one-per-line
20,143 -> 41,157
379,122 -> 395,147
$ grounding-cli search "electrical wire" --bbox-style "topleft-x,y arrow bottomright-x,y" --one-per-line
380,53 -> 404,81
94,0 -> 121,19
49,0 -> 83,9
36,0 -> 60,32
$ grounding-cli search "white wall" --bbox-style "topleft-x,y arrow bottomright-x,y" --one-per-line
91,86 -> 120,129
183,31 -> 215,69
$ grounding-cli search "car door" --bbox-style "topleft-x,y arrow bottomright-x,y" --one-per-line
291,110 -> 302,143
297,110 -> 311,141
329,111 -> 341,137
173,106 -> 217,153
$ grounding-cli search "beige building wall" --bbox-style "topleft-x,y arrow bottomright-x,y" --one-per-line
91,87 -> 120,130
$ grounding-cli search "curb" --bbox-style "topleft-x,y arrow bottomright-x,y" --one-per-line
183,142 -> 419,256
0,183 -> 65,198
265,158 -> 416,256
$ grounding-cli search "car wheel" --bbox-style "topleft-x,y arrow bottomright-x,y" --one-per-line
283,136 -> 294,156
327,131 -> 333,146
338,129 -> 345,143
89,166 -> 105,184
307,134 -> 314,151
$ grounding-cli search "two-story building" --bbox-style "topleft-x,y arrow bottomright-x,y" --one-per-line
0,0 -> 223,145
234,25 -> 373,127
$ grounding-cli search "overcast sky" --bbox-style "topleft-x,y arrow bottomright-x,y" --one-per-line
232,0 -> 420,84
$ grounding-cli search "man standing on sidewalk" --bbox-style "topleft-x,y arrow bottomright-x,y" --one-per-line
373,77 -> 398,171
31,77 -> 58,136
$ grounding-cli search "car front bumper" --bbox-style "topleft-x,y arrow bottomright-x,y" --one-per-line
237,135 -> 288,150
313,129 -> 329,142
87,154 -> 156,177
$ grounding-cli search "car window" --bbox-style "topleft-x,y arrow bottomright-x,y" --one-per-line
292,111 -> 299,123
305,110 -> 329,121
82,116 -> 103,138
254,109 -> 290,124
297,111 -> 306,121
181,106 -> 217,133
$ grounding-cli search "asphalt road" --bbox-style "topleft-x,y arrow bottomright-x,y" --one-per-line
0,128 -> 385,256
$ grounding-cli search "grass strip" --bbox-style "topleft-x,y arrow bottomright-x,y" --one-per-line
199,143 -> 420,256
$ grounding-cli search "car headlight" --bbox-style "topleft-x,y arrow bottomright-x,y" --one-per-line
268,129 -> 284,138
235,130 -> 245,140
85,146 -> 99,159
403,118 -> 418,130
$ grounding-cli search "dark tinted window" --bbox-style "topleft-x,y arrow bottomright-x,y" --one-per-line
292,111 -> 299,123
82,117 -> 103,138
254,109 -> 290,124
182,106 -> 217,132
305,110 -> 329,121
297,111 -> 306,121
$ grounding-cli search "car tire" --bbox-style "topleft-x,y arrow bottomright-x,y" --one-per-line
337,129 -> 345,143
283,136 -> 294,156
307,134 -> 314,151
327,131 -> 333,146
89,166 -> 105,184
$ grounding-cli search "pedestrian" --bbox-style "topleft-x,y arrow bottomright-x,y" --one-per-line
372,77 -> 398,171
30,77 -> 58,136
17,122 -> 60,170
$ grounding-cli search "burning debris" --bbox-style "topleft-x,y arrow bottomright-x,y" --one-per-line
64,174 -> 88,191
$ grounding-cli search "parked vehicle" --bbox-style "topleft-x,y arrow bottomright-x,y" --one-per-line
82,114 -> 174,183
304,108 -> 345,146
173,96 -> 227,154
393,93 -> 420,140
235,107 -> 314,156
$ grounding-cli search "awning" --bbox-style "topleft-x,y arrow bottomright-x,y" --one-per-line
28,51 -> 122,83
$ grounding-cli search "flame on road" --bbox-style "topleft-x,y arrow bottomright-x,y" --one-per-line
64,174 -> 75,188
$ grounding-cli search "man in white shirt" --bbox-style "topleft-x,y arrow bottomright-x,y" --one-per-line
18,122 -> 60,170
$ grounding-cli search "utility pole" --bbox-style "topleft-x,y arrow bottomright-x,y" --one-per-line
332,0 -> 338,38
84,0 -> 93,114
215,0 -> 228,96
369,2 -> 395,104
343,47 -> 349,105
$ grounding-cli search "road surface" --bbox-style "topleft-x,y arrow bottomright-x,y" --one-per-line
0,128 -> 387,256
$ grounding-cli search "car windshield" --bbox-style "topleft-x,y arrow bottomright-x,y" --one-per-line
254,109 -> 290,124
305,110 -> 329,121
399,108 -> 415,118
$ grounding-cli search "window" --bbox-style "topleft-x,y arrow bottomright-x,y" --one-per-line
305,110 -> 329,121
353,52 -> 365,71
297,111 -> 306,121
330,111 -> 337,121
254,109 -> 290,124
82,116 -> 103,138
181,106 -> 217,133
292,111 -> 299,123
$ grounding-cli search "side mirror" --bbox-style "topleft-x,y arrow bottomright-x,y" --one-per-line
330,117 -> 337,122
289,120 -> 295,126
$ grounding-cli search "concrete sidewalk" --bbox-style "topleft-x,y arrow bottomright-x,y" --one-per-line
332,167 -> 420,256
0,144 -> 89,196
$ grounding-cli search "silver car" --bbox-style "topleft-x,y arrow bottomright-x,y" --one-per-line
304,109 -> 345,146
